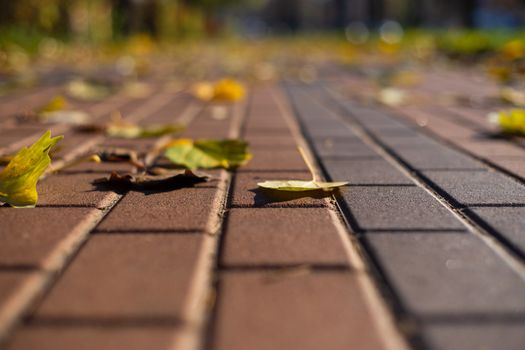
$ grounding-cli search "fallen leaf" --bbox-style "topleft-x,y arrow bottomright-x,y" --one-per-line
191,81 -> 214,101
257,147 -> 347,192
39,95 -> 67,114
192,79 -> 246,102
106,112 -> 184,139
97,147 -> 144,169
164,139 -> 251,170
377,87 -> 407,107
66,79 -> 112,101
500,87 -> 525,106
0,131 -> 63,207
490,109 -> 525,135
93,169 -> 208,191
257,179 -> 349,191
212,79 -> 246,102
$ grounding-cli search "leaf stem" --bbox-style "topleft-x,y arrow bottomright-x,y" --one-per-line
298,146 -> 318,182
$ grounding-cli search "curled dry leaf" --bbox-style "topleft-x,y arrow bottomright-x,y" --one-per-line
257,147 -> 348,192
97,148 -> 145,169
93,169 -> 209,191
0,131 -> 63,207
164,139 -> 252,170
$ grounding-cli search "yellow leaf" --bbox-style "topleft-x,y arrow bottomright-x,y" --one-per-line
192,79 -> 246,102
495,109 -> 525,135
39,95 -> 67,114
191,81 -> 214,101
164,139 -> 251,170
0,131 -> 63,207
257,180 -> 348,192
213,79 -> 245,102
257,147 -> 347,192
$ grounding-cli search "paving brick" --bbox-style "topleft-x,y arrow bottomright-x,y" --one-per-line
221,208 -> 348,266
33,234 -> 202,320
96,186 -> 217,232
212,272 -> 386,350
303,124 -> 355,139
490,156 -> 525,179
364,232 -> 525,314
340,186 -> 465,231
242,149 -> 308,172
6,326 -> 177,350
420,322 -> 525,350
98,138 -> 159,154
322,158 -> 414,185
0,208 -> 95,267
424,118 -> 482,140
468,207 -> 525,255
423,170 -> 525,206
377,133 -> 443,149
0,272 -> 32,307
230,172 -> 329,208
58,158 -> 136,174
392,146 -> 485,170
244,135 -> 298,149
37,173 -> 114,207
313,138 -> 379,158
244,114 -> 289,132
456,139 -> 525,158
342,105 -> 404,126
50,132 -> 99,161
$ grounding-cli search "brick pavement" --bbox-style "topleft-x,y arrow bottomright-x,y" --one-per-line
0,64 -> 524,350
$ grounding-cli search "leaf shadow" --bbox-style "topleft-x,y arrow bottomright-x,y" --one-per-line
90,177 -> 216,196
473,131 -> 522,141
249,187 -> 338,206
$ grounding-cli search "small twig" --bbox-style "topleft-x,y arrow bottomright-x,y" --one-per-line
298,146 -> 318,182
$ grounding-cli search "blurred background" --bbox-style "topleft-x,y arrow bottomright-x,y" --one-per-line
1,0 -> 525,44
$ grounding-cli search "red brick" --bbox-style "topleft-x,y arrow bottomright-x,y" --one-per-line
242,149 -> 308,171
231,171 -> 329,208
456,140 -> 525,158
96,186 -> 218,232
37,173 -> 115,208
33,234 -> 203,319
490,156 -> 525,179
245,135 -> 298,149
0,208 -> 95,267
6,326 -> 177,350
58,156 -> 136,174
212,272 -> 386,350
0,272 -> 32,306
221,208 -> 348,266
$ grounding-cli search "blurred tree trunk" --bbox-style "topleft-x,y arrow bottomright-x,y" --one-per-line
459,0 -> 476,27
111,0 -> 159,37
368,0 -> 384,26
334,0 -> 349,28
